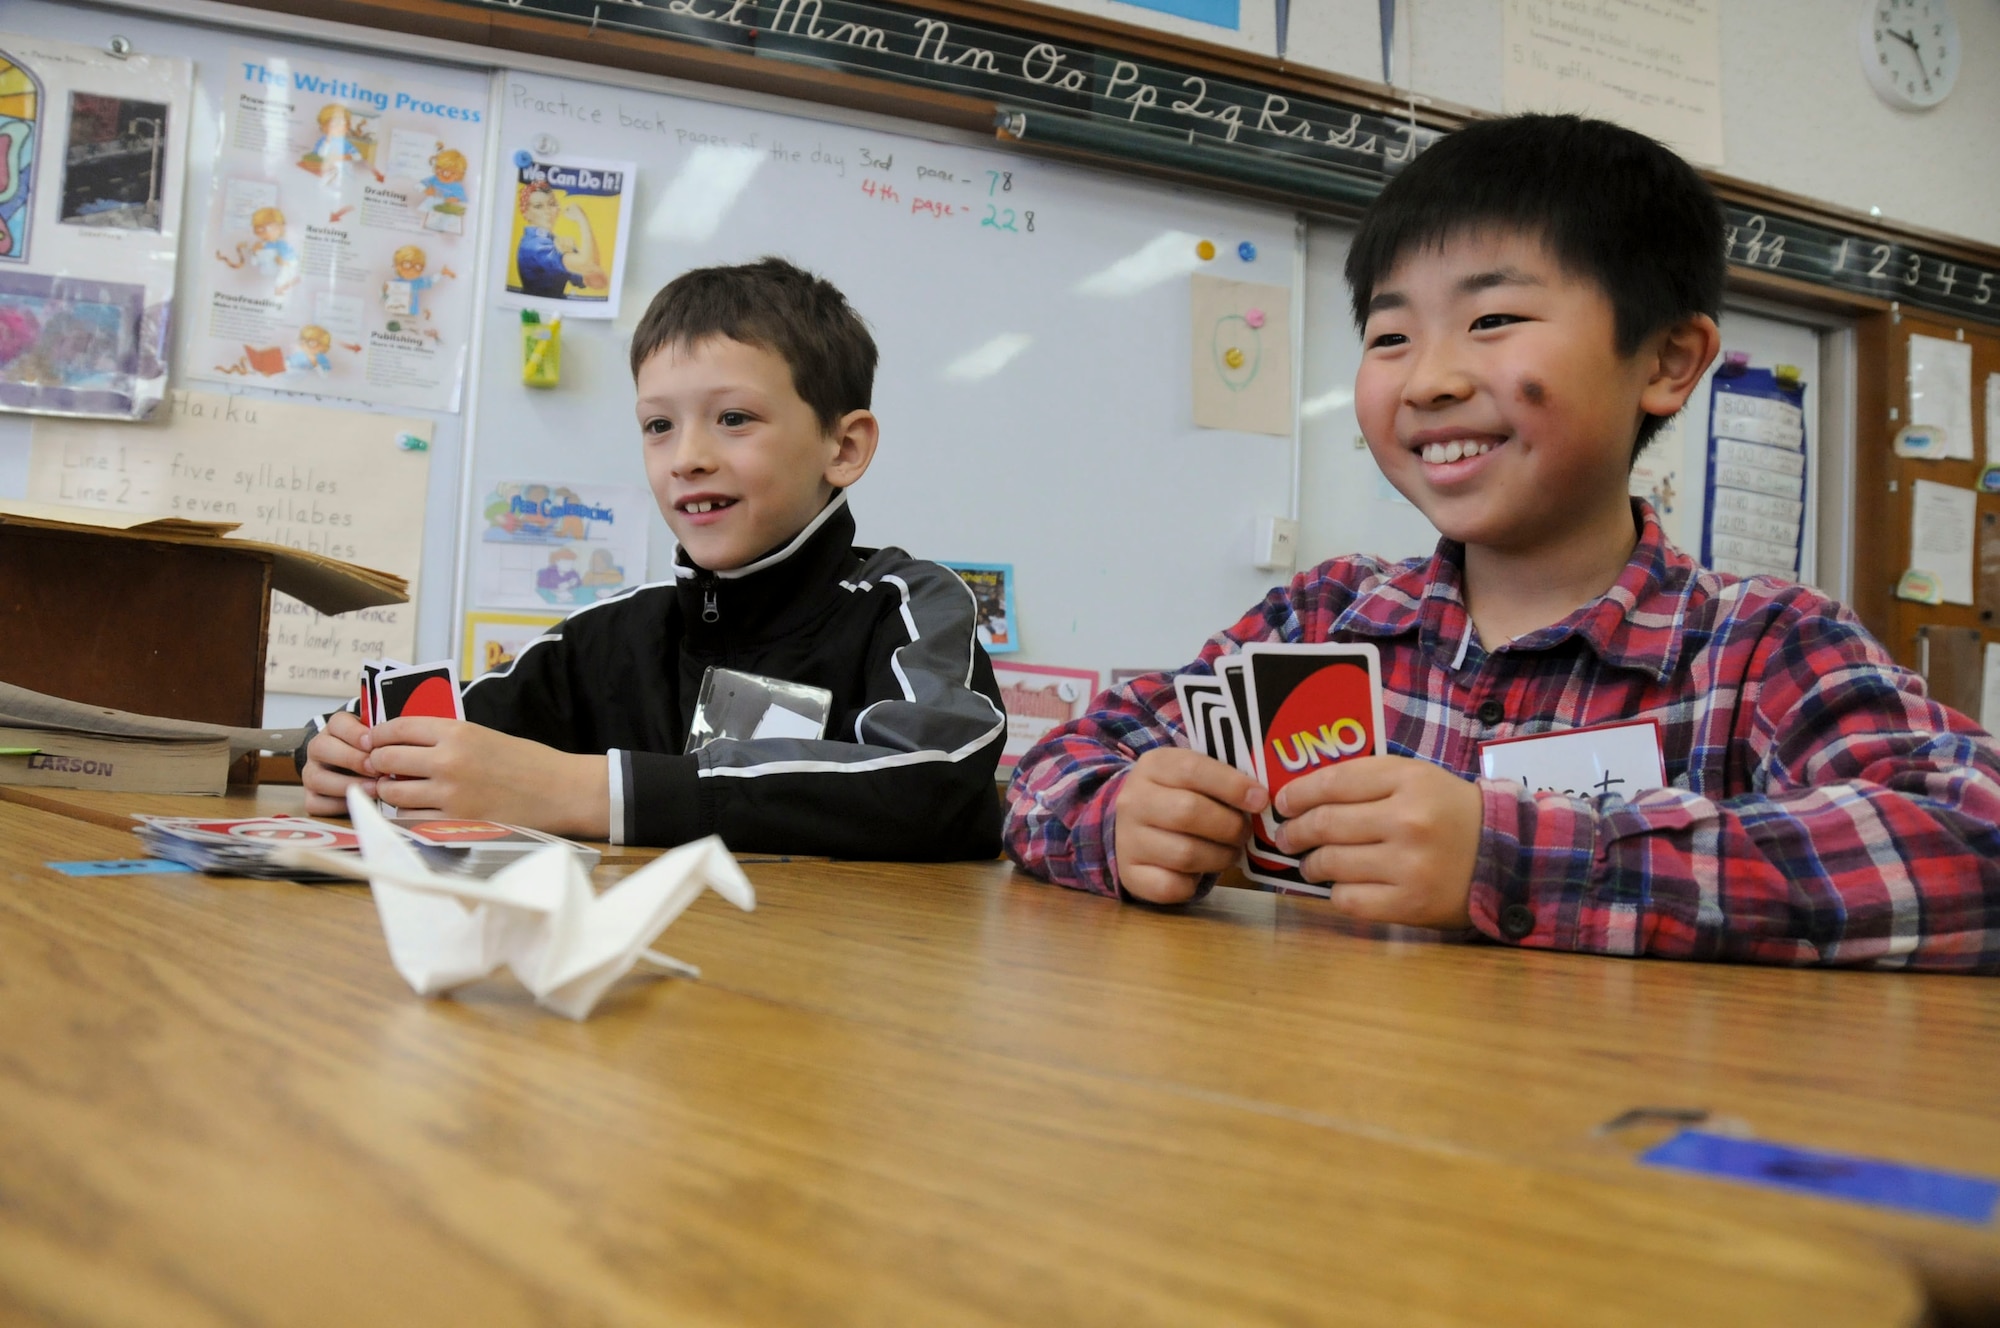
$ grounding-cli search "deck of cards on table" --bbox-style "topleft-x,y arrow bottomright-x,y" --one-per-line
1176,644 -> 1386,896
359,658 -> 467,816
132,813 -> 601,880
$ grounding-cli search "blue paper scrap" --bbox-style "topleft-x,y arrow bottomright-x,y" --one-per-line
46,859 -> 197,877
1640,1130 -> 1999,1224
1110,0 -> 1239,30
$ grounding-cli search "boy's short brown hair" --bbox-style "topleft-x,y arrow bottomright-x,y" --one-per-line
629,257 -> 877,432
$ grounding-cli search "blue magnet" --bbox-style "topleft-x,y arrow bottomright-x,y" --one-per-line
1237,241 -> 1257,262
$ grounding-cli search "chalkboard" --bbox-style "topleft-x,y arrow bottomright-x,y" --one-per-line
470,67 -> 1303,675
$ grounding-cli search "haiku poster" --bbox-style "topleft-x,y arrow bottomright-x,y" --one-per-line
187,49 -> 486,412
26,388 -> 432,698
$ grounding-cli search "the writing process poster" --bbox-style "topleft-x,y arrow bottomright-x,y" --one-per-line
474,480 -> 651,609
26,388 -> 431,697
187,50 -> 485,412
0,32 -> 191,420
498,152 -> 635,320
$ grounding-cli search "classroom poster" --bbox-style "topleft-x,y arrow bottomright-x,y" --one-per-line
1701,368 -> 1807,581
943,562 -> 1017,653
463,609 -> 564,680
473,480 -> 651,609
0,33 -> 191,420
498,151 -> 635,320
185,49 -> 485,413
25,388 -> 431,698
992,662 -> 1099,776
1191,274 -> 1292,437
1628,414 -> 1687,548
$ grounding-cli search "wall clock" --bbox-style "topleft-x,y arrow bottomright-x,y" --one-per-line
1860,0 -> 1961,110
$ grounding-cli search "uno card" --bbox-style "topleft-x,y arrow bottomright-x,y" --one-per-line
375,661 -> 465,723
358,662 -> 381,726
1211,657 -> 1260,780
396,819 -> 564,847
153,816 -> 363,851
1177,660 -> 1321,895
1242,643 -> 1386,846
1172,674 -> 1225,755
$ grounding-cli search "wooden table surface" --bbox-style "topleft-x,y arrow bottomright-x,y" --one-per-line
3,790 -> 1996,1324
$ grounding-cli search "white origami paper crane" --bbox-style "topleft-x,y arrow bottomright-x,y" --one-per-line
342,787 -> 755,1019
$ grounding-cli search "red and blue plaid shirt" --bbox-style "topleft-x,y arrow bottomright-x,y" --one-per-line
1005,503 -> 2000,971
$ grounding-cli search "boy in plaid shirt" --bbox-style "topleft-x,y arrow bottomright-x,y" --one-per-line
1005,114 -> 2000,970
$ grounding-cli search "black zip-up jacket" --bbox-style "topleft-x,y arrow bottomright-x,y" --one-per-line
458,492 -> 1006,857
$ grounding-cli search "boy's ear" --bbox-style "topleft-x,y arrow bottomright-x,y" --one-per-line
823,408 -> 879,490
1639,313 -> 1722,419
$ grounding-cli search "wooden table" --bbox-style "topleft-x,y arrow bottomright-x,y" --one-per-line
3,794 -> 1994,1325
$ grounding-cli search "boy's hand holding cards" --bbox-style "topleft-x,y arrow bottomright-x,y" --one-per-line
1174,644 -> 1387,897
361,659 -> 466,817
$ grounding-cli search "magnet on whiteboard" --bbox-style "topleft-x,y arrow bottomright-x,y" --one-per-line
1238,241 -> 1257,261
1196,240 -> 1216,261
1223,347 -> 1245,369
1244,308 -> 1266,329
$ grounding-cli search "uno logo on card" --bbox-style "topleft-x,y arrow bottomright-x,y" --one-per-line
1264,663 -> 1374,796
201,820 -> 355,847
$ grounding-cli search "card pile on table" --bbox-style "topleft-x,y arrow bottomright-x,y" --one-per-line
131,814 -> 600,881
1174,643 -> 1386,896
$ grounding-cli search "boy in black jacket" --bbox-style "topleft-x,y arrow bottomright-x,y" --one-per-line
302,258 -> 1007,857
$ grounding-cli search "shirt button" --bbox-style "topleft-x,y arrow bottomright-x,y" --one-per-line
1499,903 -> 1536,940
1477,699 -> 1505,726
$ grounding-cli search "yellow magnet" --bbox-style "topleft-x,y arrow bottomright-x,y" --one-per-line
1223,346 -> 1245,369
1196,239 -> 1216,261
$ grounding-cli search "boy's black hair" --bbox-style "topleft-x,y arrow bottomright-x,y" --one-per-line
1344,114 -> 1725,455
629,256 -> 876,432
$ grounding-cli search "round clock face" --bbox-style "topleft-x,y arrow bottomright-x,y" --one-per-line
1860,0 -> 1962,109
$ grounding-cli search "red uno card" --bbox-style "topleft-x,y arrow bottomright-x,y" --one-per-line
1242,643 -> 1385,845
374,662 -> 465,723
397,819 -> 563,847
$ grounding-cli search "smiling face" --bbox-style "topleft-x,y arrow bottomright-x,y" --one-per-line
394,252 -> 425,280
1355,228 -> 1668,561
637,336 -> 876,571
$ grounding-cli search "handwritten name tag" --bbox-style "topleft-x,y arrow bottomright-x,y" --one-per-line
1478,719 -> 1666,800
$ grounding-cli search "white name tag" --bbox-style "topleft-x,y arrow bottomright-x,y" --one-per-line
1478,719 -> 1666,800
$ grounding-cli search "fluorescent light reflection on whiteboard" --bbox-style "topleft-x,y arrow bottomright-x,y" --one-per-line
646,146 -> 762,243
943,333 -> 1033,382
1074,231 -> 1202,297
1300,386 -> 1354,418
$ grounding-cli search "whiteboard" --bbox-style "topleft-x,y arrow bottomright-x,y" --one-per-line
473,69 -> 1302,676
